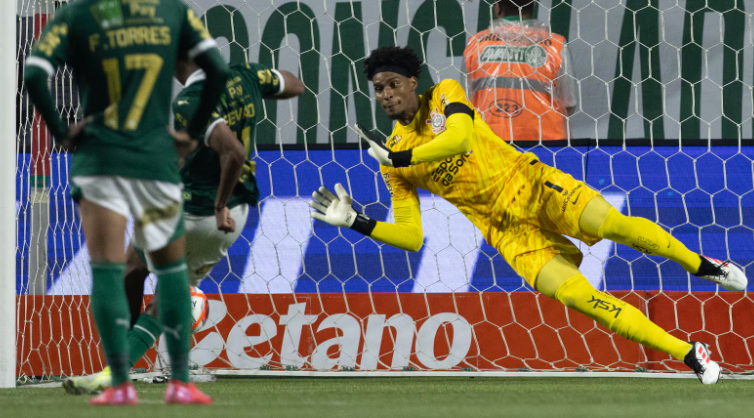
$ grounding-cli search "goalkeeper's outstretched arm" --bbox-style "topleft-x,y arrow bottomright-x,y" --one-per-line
310,184 -> 423,252
410,111 -> 473,164
356,111 -> 473,168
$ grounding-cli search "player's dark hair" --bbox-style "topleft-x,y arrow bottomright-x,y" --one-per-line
363,46 -> 422,81
496,0 -> 535,17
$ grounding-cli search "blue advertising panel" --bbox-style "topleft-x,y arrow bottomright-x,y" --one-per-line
16,146 -> 754,295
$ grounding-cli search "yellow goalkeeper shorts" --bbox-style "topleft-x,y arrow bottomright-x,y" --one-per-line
488,153 -> 603,287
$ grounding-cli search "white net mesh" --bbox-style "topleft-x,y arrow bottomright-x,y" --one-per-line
14,0 -> 754,381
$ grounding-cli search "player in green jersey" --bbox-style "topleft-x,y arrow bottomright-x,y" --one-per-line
24,0 -> 229,405
61,56 -> 304,395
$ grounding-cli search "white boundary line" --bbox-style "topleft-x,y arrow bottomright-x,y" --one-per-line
19,370 -> 754,388
213,370 -> 754,380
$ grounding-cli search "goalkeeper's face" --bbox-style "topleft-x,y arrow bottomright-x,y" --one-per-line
372,72 -> 418,121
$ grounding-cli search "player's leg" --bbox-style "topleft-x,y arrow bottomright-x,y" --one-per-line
527,156 -> 747,291
123,246 -> 163,369
184,204 -> 249,284
149,235 -> 212,405
63,246 -> 158,396
579,195 -> 747,291
65,204 -> 248,396
534,253 -> 692,359
532,252 -> 720,384
119,178 -> 211,404
147,236 -> 192,381
123,204 -> 248,382
76,196 -> 138,405
79,198 -> 131,383
125,245 -> 151,327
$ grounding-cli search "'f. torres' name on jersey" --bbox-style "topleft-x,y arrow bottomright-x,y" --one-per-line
89,26 -> 171,52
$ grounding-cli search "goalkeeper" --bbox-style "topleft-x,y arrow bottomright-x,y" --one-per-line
63,57 -> 304,395
310,46 -> 748,384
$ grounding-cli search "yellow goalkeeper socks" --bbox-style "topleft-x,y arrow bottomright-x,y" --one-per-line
555,274 -> 692,360
598,208 -> 702,274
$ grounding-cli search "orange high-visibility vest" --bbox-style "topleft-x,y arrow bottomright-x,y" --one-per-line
465,23 -> 568,141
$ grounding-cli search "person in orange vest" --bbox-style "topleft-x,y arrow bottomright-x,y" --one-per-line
464,0 -> 577,141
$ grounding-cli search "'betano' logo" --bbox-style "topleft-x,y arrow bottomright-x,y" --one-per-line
158,301 -> 472,370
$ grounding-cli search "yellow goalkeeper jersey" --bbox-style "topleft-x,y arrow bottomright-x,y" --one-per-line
381,79 -> 532,240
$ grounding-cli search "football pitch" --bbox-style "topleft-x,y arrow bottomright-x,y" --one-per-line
2,377 -> 753,418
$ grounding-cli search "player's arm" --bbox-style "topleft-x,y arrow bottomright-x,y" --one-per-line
265,69 -> 305,99
370,200 -> 423,252
358,80 -> 474,167
179,8 -> 230,140
23,7 -> 79,146
208,122 -> 245,232
173,96 -> 242,232
248,64 -> 305,100
309,168 -> 424,252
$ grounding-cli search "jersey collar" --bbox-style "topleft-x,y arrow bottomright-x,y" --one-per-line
185,69 -> 206,87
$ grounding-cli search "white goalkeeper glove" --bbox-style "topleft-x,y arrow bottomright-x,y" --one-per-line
310,183 -> 377,235
354,123 -> 412,168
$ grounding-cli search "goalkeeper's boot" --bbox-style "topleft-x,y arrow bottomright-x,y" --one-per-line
694,255 -> 748,291
89,381 -> 138,406
63,366 -> 112,395
684,342 -> 721,385
164,379 -> 213,405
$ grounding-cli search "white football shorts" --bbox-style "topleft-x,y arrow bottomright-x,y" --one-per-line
72,175 -> 183,252
146,203 -> 249,285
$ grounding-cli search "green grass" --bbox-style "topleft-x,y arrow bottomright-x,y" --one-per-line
3,377 -> 753,418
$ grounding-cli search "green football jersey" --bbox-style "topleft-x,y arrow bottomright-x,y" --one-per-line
29,0 -> 216,183
173,63 -> 283,215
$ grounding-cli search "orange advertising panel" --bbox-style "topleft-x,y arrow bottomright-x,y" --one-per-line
17,292 -> 754,378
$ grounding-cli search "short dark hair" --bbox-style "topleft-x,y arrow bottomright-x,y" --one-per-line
497,0 -> 535,17
363,46 -> 422,81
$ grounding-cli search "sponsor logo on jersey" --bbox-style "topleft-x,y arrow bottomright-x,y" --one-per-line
560,184 -> 582,212
387,135 -> 402,148
432,151 -> 472,187
479,44 -> 548,68
91,0 -> 124,30
426,107 -> 447,134
382,172 -> 394,196
440,93 -> 450,108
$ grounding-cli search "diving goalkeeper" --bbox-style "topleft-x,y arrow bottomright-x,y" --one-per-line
310,46 -> 748,384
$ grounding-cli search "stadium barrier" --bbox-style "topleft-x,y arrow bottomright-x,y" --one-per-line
17,291 -> 754,377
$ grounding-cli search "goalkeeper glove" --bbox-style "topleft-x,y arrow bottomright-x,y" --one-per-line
310,183 -> 376,235
355,123 -> 412,168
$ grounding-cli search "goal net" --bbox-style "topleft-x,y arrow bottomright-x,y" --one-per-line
14,0 -> 754,381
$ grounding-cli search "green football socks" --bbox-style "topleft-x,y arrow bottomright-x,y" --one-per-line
154,258 -> 192,383
127,313 -> 162,368
90,262 -> 130,386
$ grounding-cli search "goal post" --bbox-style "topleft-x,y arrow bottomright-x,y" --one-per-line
12,0 -> 754,383
1,0 -> 18,389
